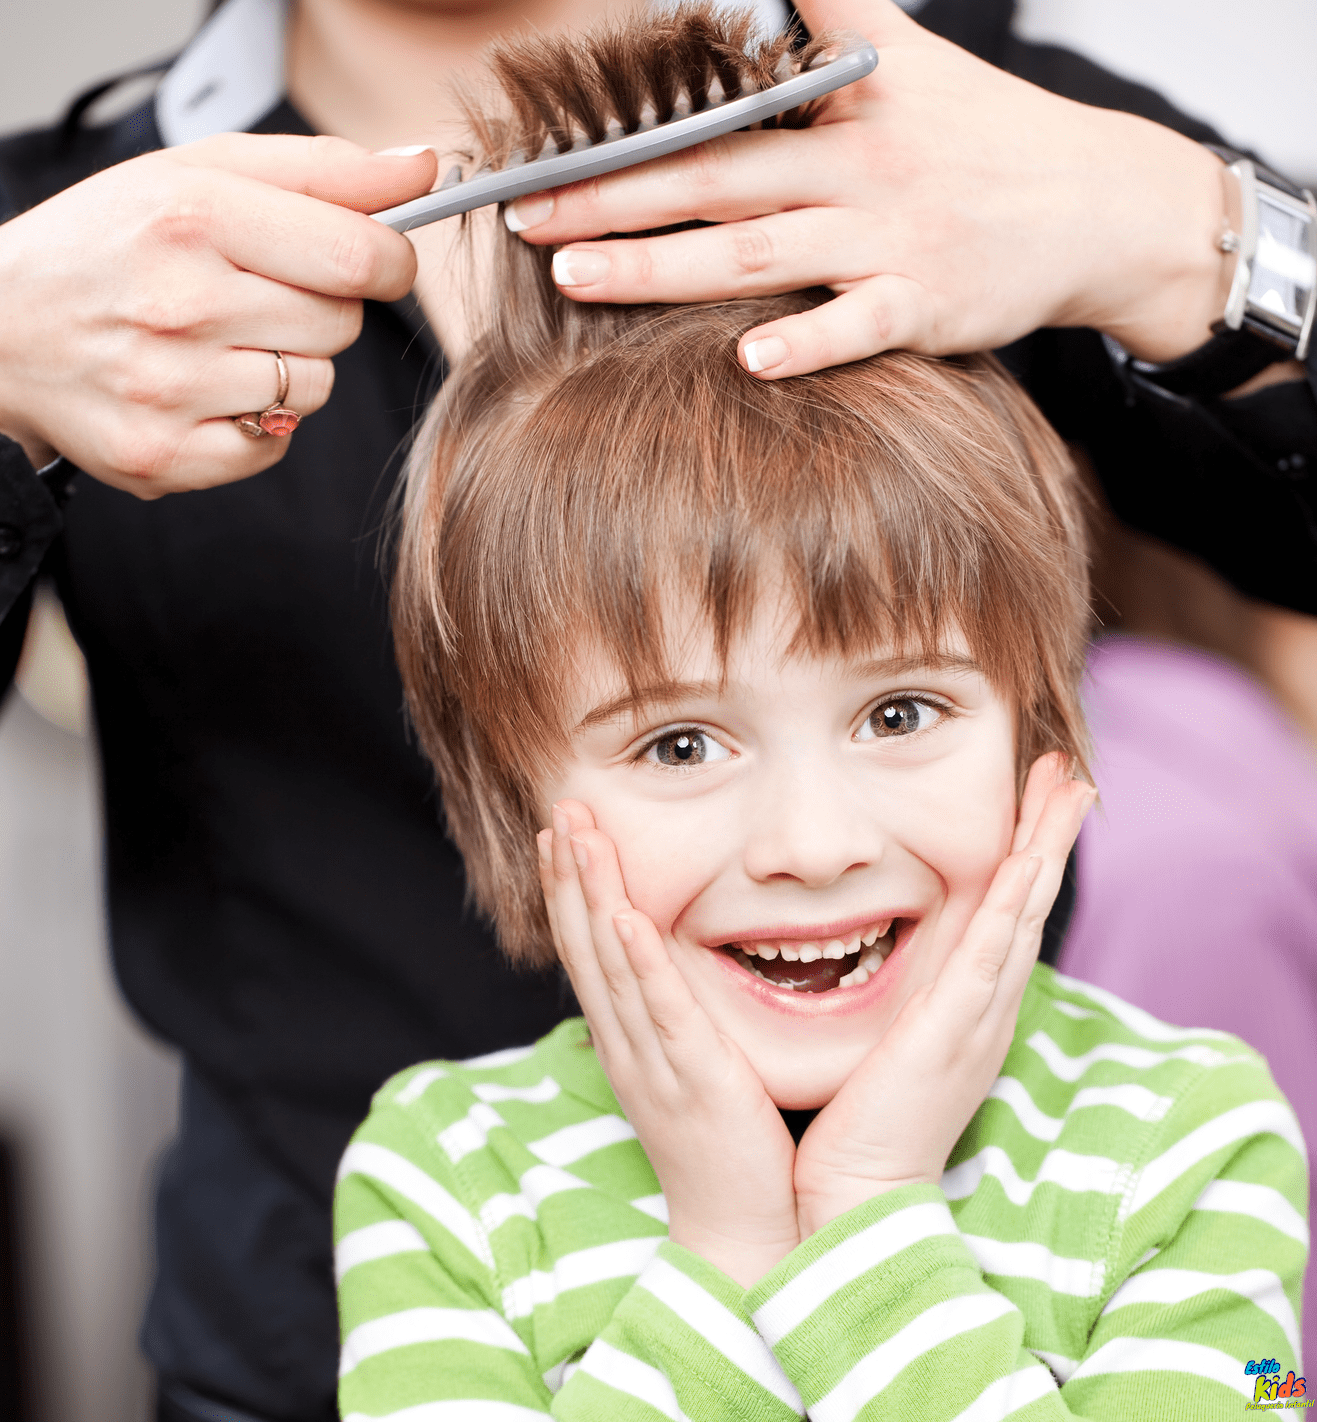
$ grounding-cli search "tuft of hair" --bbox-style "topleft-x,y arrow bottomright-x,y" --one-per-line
459,3 -> 833,174
394,4 -> 1093,968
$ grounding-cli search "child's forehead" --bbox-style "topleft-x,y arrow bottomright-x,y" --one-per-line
568,615 -> 987,734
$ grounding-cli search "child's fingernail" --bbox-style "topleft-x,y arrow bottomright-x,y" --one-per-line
552,249 -> 610,287
552,804 -> 569,836
376,144 -> 436,157
537,829 -> 552,865
505,194 -> 555,231
571,836 -> 590,870
1025,854 -> 1043,885
613,914 -> 634,945
743,336 -> 789,373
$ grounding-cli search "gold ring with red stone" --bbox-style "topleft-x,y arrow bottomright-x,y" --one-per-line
234,351 -> 302,438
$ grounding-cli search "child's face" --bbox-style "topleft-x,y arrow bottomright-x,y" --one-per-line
543,595 -> 1019,1110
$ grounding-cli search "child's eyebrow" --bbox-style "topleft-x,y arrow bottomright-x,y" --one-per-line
576,656 -> 982,732
576,681 -> 722,732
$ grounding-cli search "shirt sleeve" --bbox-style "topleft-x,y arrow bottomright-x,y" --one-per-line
741,1053 -> 1307,1422
0,435 -> 62,621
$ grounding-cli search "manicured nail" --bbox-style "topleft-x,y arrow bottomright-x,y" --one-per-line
571,836 -> 590,870
613,914 -> 634,945
376,144 -> 435,157
742,336 -> 789,373
505,194 -> 555,232
552,804 -> 569,836
552,249 -> 610,287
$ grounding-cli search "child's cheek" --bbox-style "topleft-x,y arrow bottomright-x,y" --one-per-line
593,801 -> 712,938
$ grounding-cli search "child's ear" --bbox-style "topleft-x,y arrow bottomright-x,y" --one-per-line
1011,752 -> 1070,853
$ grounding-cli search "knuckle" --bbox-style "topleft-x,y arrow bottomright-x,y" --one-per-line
327,226 -> 383,296
726,223 -> 776,278
680,135 -> 732,196
104,423 -> 181,491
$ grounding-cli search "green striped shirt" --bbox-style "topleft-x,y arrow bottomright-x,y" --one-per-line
335,964 -> 1308,1420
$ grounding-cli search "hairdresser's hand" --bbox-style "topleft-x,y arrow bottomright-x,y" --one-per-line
0,134 -> 435,493
507,0 -> 1230,374
542,801 -> 800,1288
792,755 -> 1095,1237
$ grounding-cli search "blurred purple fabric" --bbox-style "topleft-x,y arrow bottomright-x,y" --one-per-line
1060,635 -> 1317,1364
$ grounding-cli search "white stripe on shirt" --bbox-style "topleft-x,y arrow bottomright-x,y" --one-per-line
335,1219 -> 429,1282
1125,1101 -> 1306,1218
1193,1178 -> 1310,1246
1101,1265 -> 1300,1358
810,1293 -> 1017,1422
528,1115 -> 637,1166
338,1142 -> 493,1269
752,1200 -> 958,1345
340,1305 -> 527,1377
503,1236 -> 662,1319
962,1235 -> 1105,1297
577,1339 -> 693,1422
637,1257 -> 804,1414
1068,1337 -> 1252,1397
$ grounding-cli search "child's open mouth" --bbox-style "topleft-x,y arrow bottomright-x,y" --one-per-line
720,920 -> 896,993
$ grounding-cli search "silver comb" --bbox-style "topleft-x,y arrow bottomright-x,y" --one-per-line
372,42 -> 878,234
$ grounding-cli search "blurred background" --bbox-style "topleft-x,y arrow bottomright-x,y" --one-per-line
0,1 -> 1312,1419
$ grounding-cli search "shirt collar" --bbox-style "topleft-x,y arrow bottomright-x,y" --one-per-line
156,0 -> 289,147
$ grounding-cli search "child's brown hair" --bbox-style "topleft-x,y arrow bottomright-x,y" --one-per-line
393,5 -> 1091,966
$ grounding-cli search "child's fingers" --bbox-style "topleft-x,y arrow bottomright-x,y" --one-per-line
612,909 -> 725,1074
992,778 -> 1095,1010
570,823 -> 716,1076
544,807 -> 632,1044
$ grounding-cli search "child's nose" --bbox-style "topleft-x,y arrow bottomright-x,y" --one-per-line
740,764 -> 881,888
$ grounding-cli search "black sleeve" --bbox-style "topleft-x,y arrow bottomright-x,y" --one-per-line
912,0 -> 1317,615
0,437 -> 67,689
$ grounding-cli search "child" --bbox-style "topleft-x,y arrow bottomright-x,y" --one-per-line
335,11 -> 1307,1418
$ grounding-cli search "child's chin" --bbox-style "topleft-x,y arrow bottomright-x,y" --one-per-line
751,1036 -> 878,1113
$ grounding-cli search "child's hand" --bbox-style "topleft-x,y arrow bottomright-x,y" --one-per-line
792,755 -> 1096,1236
541,801 -> 801,1288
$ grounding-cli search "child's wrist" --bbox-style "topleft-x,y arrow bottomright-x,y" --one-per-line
796,1175 -> 934,1238
667,1221 -> 801,1290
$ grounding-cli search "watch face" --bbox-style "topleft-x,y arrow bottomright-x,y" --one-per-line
1249,190 -> 1316,336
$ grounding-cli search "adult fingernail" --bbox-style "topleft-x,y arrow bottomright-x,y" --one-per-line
505,194 -> 555,232
552,249 -> 610,287
376,144 -> 436,157
614,914 -> 634,945
743,336 -> 789,373
571,836 -> 590,870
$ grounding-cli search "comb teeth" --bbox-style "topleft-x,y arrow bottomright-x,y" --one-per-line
461,2 -> 834,175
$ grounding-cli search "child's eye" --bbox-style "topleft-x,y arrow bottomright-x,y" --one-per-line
643,729 -> 731,768
857,696 -> 945,740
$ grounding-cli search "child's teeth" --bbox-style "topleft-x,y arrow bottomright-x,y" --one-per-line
757,944 -> 778,960
822,939 -> 847,960
838,963 -> 871,989
798,943 -> 822,962
779,944 -> 800,962
861,927 -> 878,947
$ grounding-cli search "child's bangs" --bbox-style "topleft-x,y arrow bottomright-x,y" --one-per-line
444,310 -> 1086,782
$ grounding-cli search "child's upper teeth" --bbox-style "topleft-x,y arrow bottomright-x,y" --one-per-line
798,943 -> 822,962
822,939 -> 847,960
779,944 -> 801,962
757,944 -> 778,960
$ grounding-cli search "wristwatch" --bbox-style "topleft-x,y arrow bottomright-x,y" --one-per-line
1117,147 -> 1316,399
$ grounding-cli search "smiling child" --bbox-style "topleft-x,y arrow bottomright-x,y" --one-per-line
334,11 -> 1308,1420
